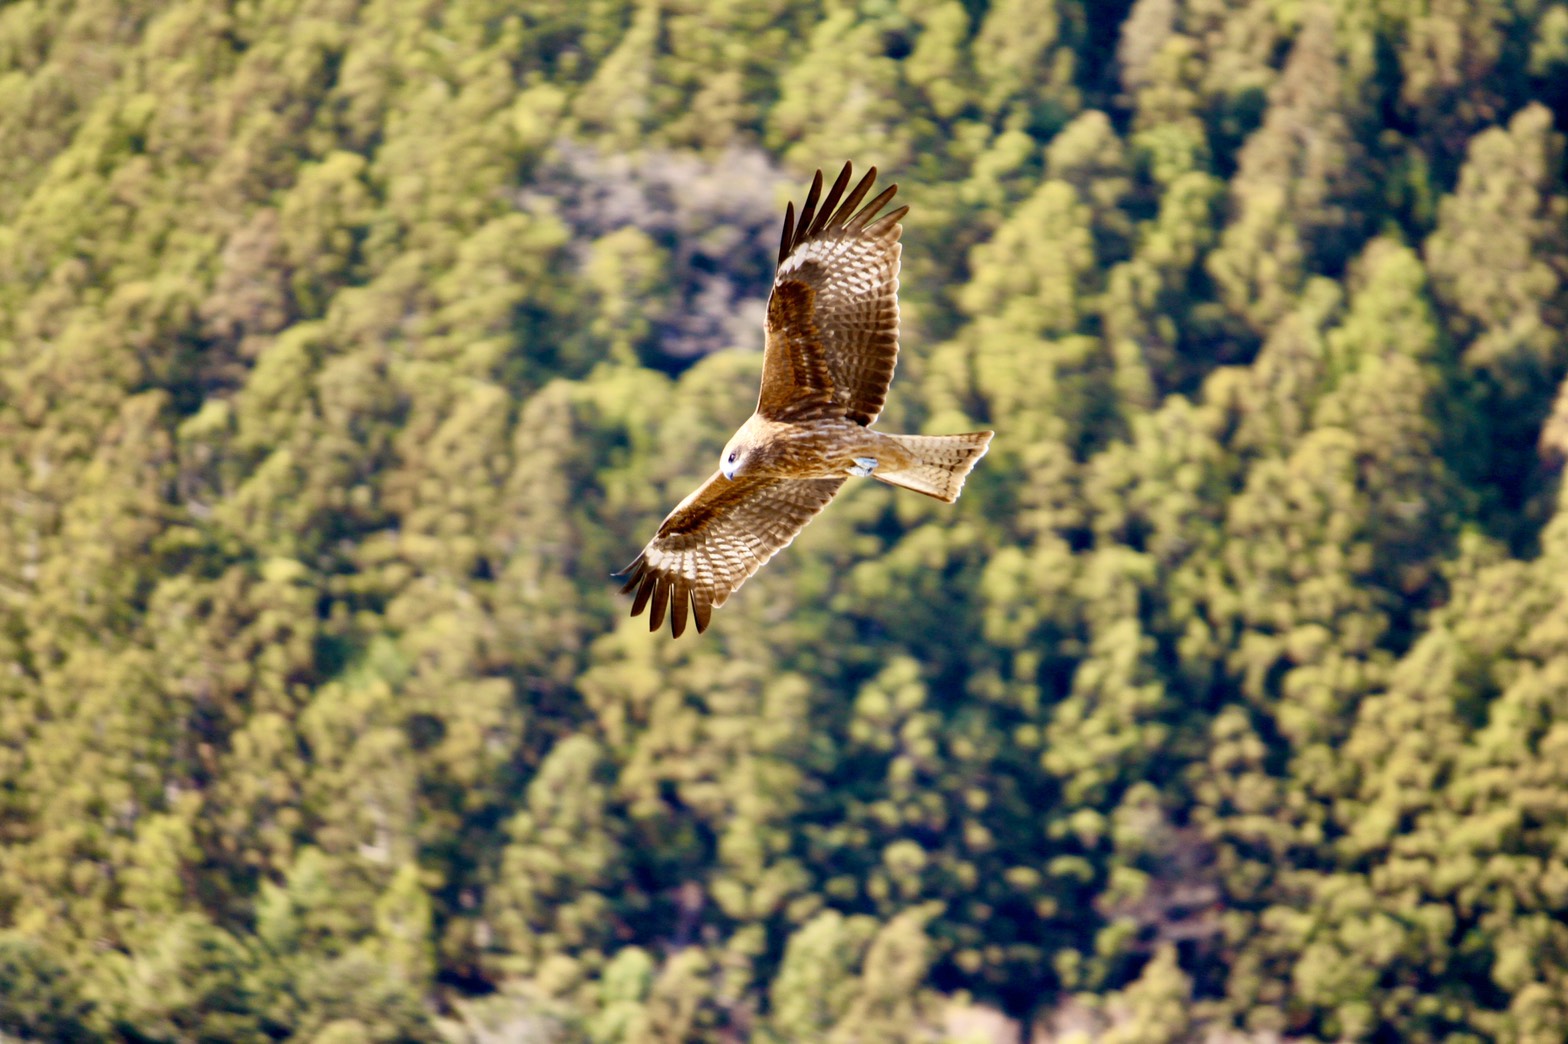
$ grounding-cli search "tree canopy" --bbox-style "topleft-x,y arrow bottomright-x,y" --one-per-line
4,0 -> 1568,1039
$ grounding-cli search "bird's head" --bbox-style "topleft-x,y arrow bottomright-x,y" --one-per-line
720,428 -> 757,481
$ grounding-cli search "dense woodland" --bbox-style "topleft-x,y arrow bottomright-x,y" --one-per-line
4,0 -> 1568,1040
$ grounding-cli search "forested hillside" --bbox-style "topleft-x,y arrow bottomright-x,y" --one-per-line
4,0 -> 1568,1039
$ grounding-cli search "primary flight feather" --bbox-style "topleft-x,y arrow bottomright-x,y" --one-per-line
617,162 -> 994,637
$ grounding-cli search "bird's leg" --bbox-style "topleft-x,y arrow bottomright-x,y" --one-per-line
849,456 -> 878,477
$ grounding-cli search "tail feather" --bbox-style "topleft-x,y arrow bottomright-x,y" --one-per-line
874,431 -> 994,503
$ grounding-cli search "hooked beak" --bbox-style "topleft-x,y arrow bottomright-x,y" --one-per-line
721,462 -> 736,481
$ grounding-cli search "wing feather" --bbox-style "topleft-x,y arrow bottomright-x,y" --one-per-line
759,162 -> 906,426
629,571 -> 656,616
776,201 -> 796,268
617,470 -> 846,637
803,162 -> 852,238
691,587 -> 713,633
792,170 -> 824,249
648,575 -> 671,633
669,581 -> 689,637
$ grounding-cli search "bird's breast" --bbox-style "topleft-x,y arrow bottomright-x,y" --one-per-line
756,419 -> 881,479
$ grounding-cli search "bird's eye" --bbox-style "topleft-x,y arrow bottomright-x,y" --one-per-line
728,451 -> 738,463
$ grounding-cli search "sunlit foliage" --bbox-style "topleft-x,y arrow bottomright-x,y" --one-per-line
4,0 -> 1568,1038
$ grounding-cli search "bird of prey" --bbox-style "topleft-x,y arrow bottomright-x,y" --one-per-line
617,162 -> 994,637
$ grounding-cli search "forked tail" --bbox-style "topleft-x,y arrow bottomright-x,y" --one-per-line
874,431 -> 994,503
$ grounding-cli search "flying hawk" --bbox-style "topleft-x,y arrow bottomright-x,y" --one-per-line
617,162 -> 994,637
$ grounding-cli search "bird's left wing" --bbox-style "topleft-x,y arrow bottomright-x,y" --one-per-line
758,163 -> 908,426
617,470 -> 847,637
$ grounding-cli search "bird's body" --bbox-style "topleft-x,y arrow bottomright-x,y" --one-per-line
722,414 -> 917,481
618,163 -> 994,637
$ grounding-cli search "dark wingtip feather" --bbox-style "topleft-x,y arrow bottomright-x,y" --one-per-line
861,204 -> 908,240
630,571 -> 657,617
828,166 -> 879,231
850,186 -> 901,232
809,162 -> 855,237
669,582 -> 689,638
617,559 -> 714,638
794,169 -> 826,246
648,575 -> 671,633
777,201 -> 795,266
778,164 -> 900,264
617,558 -> 645,594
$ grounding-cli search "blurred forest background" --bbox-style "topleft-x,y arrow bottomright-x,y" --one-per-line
5,0 -> 1568,1040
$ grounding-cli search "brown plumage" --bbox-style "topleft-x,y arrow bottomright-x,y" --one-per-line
617,162 -> 995,637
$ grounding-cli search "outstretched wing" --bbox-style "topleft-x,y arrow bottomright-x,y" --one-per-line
759,163 -> 908,427
617,471 -> 847,637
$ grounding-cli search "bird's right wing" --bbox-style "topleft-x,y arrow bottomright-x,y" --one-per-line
617,470 -> 847,637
